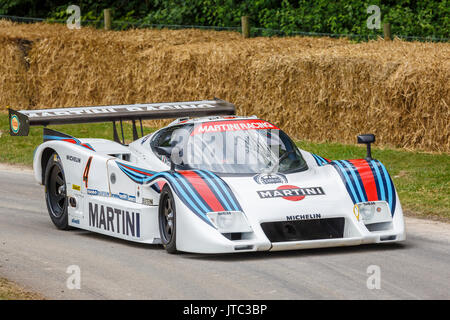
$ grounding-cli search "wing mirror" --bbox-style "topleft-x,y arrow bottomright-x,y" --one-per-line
357,134 -> 375,161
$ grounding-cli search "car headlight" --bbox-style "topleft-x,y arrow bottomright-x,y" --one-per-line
206,211 -> 252,233
354,201 -> 392,225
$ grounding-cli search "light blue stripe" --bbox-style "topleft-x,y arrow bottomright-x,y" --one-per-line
44,135 -> 81,144
312,154 -> 322,165
161,172 -> 214,225
317,155 -> 327,164
173,172 -> 210,213
333,160 -> 360,203
152,172 -> 207,218
202,170 -> 239,211
120,167 -> 145,183
116,165 -> 212,226
341,160 -> 366,202
377,161 -> 393,209
117,162 -> 156,175
195,170 -> 233,211
370,160 -> 385,201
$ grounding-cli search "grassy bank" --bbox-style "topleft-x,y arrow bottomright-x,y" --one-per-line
0,114 -> 448,220
0,277 -> 43,300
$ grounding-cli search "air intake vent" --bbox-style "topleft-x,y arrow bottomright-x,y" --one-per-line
261,218 -> 345,242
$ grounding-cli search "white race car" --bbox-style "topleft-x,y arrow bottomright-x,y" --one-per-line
9,99 -> 405,254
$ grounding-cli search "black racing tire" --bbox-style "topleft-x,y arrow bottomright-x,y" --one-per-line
158,184 -> 178,254
44,152 -> 71,230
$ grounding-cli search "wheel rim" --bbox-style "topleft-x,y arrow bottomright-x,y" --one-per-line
48,164 -> 66,218
161,194 -> 174,243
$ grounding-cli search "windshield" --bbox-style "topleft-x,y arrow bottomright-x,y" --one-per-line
151,119 -> 307,174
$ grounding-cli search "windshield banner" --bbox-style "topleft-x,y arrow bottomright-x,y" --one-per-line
191,119 -> 279,135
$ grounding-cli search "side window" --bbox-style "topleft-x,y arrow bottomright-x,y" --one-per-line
150,125 -> 192,159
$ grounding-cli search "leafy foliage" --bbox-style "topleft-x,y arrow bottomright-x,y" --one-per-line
1,1 -> 448,38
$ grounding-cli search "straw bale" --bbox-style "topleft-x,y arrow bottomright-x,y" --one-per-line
0,21 -> 448,151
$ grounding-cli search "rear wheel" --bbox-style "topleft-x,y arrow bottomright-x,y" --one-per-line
158,185 -> 177,254
44,153 -> 70,230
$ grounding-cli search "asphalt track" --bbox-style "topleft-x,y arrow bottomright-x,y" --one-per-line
0,164 -> 449,299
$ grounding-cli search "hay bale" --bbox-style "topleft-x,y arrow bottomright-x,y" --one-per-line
0,20 -> 448,152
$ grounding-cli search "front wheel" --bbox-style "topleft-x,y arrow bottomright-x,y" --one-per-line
44,152 -> 71,230
158,185 -> 177,254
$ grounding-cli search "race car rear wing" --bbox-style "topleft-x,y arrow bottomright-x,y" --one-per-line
8,98 -> 236,142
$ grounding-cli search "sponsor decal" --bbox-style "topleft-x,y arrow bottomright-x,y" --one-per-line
67,155 -> 81,163
82,156 -> 93,187
142,198 -> 153,206
10,114 -> 20,133
89,202 -> 140,238
253,173 -> 287,184
72,184 -> 81,191
191,119 -> 279,135
257,185 -> 325,201
71,218 -> 80,224
87,188 -> 136,203
353,204 -> 360,221
25,103 -> 215,118
286,213 -> 321,221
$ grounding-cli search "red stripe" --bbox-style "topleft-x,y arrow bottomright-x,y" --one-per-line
63,139 -> 77,144
157,181 -> 166,191
179,171 -> 224,212
120,164 -> 153,176
81,143 -> 95,151
348,159 -> 378,201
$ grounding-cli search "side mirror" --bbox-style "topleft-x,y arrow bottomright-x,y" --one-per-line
357,134 -> 375,161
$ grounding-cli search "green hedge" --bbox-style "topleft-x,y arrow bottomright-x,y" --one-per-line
1,0 -> 449,39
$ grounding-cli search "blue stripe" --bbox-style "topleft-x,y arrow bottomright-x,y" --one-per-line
117,162 -> 156,175
312,154 -> 324,166
195,170 -> 233,211
332,161 -> 360,203
157,172 -> 212,225
345,161 -> 368,203
44,135 -> 81,144
172,172 -> 211,213
341,160 -> 367,202
377,161 -> 394,214
389,173 -> 397,215
371,160 -> 385,201
117,166 -> 205,215
367,160 -> 382,201
202,170 -> 240,211
118,166 -> 146,183
317,155 -> 328,164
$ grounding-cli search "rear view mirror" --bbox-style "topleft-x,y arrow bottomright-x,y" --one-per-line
357,134 -> 376,161
357,134 -> 375,144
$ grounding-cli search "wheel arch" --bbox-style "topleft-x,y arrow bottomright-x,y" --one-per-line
40,147 -> 56,185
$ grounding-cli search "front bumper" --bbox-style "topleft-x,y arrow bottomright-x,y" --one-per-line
175,198 -> 405,254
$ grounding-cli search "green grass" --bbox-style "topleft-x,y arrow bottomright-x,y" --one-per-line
0,113 -> 153,165
0,113 -> 448,220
